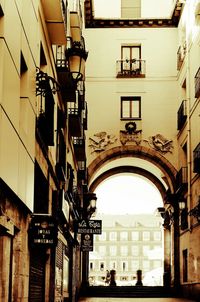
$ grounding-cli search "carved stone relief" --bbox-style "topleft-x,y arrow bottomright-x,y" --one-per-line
89,131 -> 117,153
120,122 -> 142,146
144,134 -> 173,153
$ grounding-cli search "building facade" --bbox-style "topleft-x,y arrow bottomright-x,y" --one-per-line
0,0 -> 91,301
85,0 -> 200,300
89,214 -> 163,286
0,0 -> 200,301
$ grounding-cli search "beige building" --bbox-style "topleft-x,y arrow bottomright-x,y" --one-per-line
89,214 -> 163,286
85,0 -> 200,300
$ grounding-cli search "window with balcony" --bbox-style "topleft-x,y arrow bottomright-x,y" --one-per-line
193,143 -> 200,173
195,67 -> 200,98
116,45 -> 145,77
121,97 -> 141,120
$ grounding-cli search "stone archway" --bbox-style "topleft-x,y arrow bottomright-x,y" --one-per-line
88,145 -> 177,193
87,144 -> 178,288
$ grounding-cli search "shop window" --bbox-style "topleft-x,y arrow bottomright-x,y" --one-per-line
121,97 -> 141,120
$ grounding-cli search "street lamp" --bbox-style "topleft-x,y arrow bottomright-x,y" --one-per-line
65,38 -> 88,83
84,192 -> 97,218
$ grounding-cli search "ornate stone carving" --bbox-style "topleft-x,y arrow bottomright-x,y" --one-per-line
144,134 -> 173,153
120,122 -> 142,145
89,131 -> 117,153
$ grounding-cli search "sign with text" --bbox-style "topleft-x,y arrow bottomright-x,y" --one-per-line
29,215 -> 58,247
76,219 -> 102,234
81,233 -> 93,251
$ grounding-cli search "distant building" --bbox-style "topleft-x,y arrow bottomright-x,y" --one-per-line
89,214 -> 163,286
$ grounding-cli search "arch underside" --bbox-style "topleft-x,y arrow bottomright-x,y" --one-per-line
88,145 -> 177,197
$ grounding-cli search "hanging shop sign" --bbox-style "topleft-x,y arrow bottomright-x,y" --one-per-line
81,233 -> 93,252
75,219 -> 102,234
29,214 -> 58,247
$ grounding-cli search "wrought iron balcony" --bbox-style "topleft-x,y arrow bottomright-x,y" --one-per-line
195,67 -> 200,98
68,105 -> 82,137
116,59 -> 146,78
177,42 -> 186,71
77,161 -> 88,181
41,0 -> 67,45
177,100 -> 187,130
55,46 -> 77,102
175,167 -> 188,194
193,142 -> 200,173
73,137 -> 86,161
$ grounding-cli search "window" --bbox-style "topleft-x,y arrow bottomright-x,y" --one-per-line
121,97 -> 141,120
143,231 -> 150,241
143,245 -> 150,256
110,261 -> 117,270
122,45 -> 141,63
99,246 -> 106,256
132,231 -> 139,241
154,231 -> 162,241
110,246 -> 117,256
89,262 -> 94,271
99,231 -> 106,241
109,232 -> 117,241
131,245 -> 139,256
120,231 -> 128,240
100,262 -> 105,271
131,260 -> 139,271
193,143 -> 200,173
143,260 -> 150,270
120,246 -> 128,256
122,261 -> 128,272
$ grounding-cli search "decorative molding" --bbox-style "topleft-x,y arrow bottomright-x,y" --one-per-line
89,132 -> 117,153
144,134 -> 173,153
120,122 -> 142,146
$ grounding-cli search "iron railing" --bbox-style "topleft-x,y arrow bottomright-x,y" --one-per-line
116,59 -> 146,78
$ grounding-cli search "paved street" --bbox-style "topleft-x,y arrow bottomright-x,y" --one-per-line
79,298 -> 197,302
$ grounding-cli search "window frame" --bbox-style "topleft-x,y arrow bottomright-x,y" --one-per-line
121,96 -> 141,120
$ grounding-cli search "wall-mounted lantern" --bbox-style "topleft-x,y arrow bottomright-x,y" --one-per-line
36,67 -> 60,97
84,192 -> 97,219
65,38 -> 88,83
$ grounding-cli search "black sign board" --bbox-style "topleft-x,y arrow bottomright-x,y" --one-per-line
29,215 -> 57,247
81,233 -> 93,251
76,219 -> 102,234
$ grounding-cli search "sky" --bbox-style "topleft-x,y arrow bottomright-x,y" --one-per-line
93,0 -> 174,19
94,174 -> 163,215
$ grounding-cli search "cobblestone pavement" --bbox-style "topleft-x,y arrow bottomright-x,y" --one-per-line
78,298 -> 197,302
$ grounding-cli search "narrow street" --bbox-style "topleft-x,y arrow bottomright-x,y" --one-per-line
78,298 -> 197,302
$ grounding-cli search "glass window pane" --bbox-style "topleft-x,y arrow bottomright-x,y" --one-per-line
131,100 -> 140,118
122,101 -> 130,118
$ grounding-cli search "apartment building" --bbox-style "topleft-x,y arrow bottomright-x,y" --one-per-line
89,214 -> 163,286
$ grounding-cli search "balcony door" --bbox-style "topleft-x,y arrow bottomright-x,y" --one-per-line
121,45 -> 141,74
